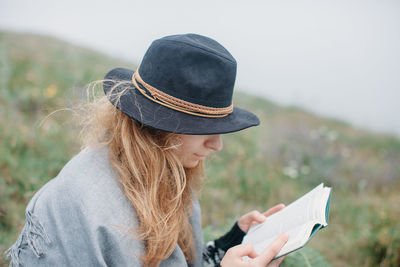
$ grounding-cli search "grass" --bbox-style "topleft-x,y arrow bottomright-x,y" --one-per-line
1,31 -> 400,267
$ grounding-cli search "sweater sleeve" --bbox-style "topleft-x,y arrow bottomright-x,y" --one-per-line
202,222 -> 246,267
6,178 -> 145,267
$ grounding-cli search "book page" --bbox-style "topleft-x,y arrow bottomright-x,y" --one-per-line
250,222 -> 316,257
245,184 -> 323,241
242,184 -> 328,257
319,187 -> 331,225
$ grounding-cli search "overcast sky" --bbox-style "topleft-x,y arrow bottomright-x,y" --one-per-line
1,0 -> 399,136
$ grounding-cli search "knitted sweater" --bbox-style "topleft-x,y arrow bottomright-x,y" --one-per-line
7,147 -> 244,266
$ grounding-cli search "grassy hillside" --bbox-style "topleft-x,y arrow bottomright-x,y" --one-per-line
1,31 -> 399,266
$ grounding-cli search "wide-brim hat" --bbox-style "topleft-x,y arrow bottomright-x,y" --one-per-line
103,34 -> 260,135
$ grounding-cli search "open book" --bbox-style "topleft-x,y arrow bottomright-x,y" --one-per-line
242,183 -> 332,259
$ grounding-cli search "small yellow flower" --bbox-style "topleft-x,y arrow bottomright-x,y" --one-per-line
44,84 -> 58,98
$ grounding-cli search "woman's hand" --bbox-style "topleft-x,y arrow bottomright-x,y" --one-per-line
220,232 -> 289,267
238,204 -> 285,233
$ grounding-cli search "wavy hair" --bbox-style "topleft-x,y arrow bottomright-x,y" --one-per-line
77,81 -> 204,266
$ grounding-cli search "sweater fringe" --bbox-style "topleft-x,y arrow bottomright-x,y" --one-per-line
5,210 -> 51,266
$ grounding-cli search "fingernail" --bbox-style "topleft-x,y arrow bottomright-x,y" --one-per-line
283,232 -> 290,239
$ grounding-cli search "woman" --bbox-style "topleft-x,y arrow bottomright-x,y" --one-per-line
7,34 -> 288,266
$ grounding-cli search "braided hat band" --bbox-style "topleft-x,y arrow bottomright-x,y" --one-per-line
132,68 -> 234,118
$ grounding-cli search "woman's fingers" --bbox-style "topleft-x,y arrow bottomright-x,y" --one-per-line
263,203 -> 285,217
239,205 -> 286,233
235,243 -> 259,258
246,210 -> 267,223
254,232 -> 289,265
267,256 -> 285,267
238,210 -> 267,232
220,243 -> 259,266
221,234 -> 288,267
249,210 -> 267,223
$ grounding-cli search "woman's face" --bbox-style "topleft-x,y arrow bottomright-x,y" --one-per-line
174,134 -> 223,168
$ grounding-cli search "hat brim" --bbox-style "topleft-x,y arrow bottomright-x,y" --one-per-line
103,67 -> 260,135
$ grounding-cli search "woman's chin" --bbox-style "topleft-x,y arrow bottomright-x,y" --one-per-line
183,160 -> 200,169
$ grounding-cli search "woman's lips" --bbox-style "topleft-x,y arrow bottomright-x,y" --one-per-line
194,153 -> 207,159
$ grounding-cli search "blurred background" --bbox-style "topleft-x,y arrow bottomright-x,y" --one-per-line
0,0 -> 399,266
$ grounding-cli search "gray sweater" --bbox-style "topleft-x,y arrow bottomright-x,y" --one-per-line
7,147 -> 204,266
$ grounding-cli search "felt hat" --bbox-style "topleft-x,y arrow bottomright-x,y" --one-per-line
103,33 -> 259,134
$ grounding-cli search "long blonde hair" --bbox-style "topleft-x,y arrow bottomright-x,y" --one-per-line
78,82 -> 204,266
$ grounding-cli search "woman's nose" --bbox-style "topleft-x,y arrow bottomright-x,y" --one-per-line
205,134 -> 223,151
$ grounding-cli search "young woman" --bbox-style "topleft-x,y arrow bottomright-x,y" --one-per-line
7,34 -> 288,267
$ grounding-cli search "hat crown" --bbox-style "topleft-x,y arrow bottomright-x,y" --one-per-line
139,34 -> 237,108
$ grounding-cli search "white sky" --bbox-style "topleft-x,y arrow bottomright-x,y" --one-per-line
1,0 -> 399,136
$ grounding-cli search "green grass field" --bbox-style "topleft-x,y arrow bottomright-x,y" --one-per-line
1,31 -> 399,266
